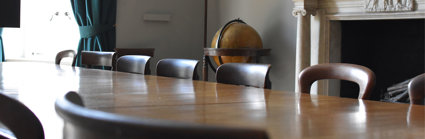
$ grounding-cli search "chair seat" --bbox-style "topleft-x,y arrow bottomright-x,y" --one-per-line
408,73 -> 425,105
55,50 -> 76,66
81,51 -> 115,69
55,91 -> 269,139
0,93 -> 44,139
112,48 -> 155,70
156,58 -> 200,80
298,63 -> 375,99
116,55 -> 151,74
216,63 -> 271,89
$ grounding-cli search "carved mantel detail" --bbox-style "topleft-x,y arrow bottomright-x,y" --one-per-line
365,0 -> 414,12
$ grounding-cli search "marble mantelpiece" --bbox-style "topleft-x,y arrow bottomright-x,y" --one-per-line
292,0 -> 424,95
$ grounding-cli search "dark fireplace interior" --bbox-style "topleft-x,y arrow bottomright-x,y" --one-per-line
340,19 -> 424,101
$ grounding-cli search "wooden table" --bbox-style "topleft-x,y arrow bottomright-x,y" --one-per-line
0,62 -> 423,139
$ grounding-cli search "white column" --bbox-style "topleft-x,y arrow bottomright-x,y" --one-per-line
293,9 -> 313,92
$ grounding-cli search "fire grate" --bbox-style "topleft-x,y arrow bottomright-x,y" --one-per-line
381,79 -> 412,103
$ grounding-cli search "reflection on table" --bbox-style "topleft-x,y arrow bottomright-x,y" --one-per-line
0,62 -> 423,139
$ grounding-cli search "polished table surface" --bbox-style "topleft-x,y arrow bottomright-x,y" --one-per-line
0,62 -> 424,139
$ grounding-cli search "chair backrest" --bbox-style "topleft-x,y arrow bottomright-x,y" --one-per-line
81,51 -> 115,68
0,93 -> 44,139
55,50 -> 76,66
298,63 -> 376,99
156,58 -> 200,80
116,55 -> 151,74
216,63 -> 272,89
55,91 -> 269,139
408,73 -> 425,105
112,48 -> 155,70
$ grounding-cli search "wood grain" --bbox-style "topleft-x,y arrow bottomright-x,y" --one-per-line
0,62 -> 423,139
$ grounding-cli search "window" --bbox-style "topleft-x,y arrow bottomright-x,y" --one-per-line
2,0 -> 79,62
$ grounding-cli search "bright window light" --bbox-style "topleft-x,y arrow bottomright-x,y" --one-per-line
2,0 -> 79,62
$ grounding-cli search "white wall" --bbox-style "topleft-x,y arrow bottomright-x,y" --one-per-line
116,0 -> 205,74
117,0 -> 297,91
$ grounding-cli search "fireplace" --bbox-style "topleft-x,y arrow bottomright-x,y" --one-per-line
292,0 -> 425,97
340,19 -> 424,100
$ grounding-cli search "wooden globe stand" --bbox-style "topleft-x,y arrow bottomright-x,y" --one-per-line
203,48 -> 271,81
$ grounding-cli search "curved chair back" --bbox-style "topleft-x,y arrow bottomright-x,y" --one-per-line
112,48 -> 155,70
0,93 -> 44,139
156,58 -> 200,80
298,63 -> 375,99
81,51 -> 115,68
408,73 -> 425,105
116,55 -> 152,74
55,50 -> 76,66
216,63 -> 272,89
55,91 -> 268,139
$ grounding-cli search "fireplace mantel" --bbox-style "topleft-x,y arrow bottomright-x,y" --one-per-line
292,0 -> 425,95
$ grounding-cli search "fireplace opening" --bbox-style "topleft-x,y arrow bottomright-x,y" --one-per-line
339,19 -> 424,101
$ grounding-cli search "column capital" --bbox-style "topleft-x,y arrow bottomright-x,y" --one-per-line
292,8 -> 317,17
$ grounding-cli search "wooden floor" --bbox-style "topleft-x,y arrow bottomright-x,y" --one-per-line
0,62 -> 424,139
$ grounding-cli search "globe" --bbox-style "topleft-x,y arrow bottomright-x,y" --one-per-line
211,19 -> 263,66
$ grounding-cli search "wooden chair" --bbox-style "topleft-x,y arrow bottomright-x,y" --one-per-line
156,58 -> 200,80
0,93 -> 44,139
81,51 -> 115,69
55,50 -> 76,66
298,63 -> 376,99
112,48 -> 155,70
216,63 -> 272,89
55,91 -> 269,139
116,55 -> 152,74
408,73 -> 425,105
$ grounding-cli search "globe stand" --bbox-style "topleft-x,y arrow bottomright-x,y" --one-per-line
202,48 -> 271,81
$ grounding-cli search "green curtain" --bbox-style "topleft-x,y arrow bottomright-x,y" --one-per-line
0,28 -> 5,62
71,0 -> 117,66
